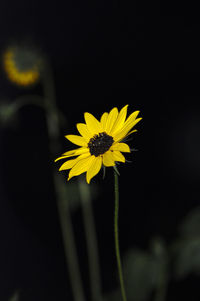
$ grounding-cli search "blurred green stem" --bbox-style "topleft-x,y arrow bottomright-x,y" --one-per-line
78,178 -> 102,301
114,171 -> 127,301
12,95 -> 66,126
9,290 -> 20,301
11,94 -> 44,110
42,60 -> 86,301
153,240 -> 168,301
154,269 -> 167,301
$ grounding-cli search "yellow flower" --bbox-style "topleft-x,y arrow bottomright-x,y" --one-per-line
2,46 -> 40,86
55,105 -> 142,184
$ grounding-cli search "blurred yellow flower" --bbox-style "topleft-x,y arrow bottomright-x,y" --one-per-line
3,46 -> 41,86
55,105 -> 142,183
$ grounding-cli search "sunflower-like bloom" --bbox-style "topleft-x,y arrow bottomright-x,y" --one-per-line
3,46 -> 41,86
55,105 -> 142,183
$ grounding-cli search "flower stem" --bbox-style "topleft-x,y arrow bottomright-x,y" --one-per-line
153,239 -> 168,301
41,60 -> 86,301
78,177 -> 102,301
113,170 -> 127,301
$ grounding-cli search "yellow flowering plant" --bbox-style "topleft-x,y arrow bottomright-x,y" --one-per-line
55,105 -> 142,183
56,105 -> 142,301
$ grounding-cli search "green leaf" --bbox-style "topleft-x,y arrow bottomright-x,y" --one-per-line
0,101 -> 19,128
9,290 -> 20,301
174,238 -> 200,279
123,249 -> 161,301
179,206 -> 200,238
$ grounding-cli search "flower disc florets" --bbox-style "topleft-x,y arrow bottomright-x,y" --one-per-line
88,132 -> 114,157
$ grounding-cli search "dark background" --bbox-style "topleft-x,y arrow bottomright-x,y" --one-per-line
0,0 -> 200,300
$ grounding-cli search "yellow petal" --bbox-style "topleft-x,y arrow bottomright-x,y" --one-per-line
62,147 -> 88,157
126,129 -> 137,137
55,147 -> 89,162
123,117 -> 142,133
68,155 -> 95,181
65,134 -> 87,146
84,112 -> 102,135
110,142 -> 130,153
111,104 -> 128,135
76,123 -> 92,142
112,150 -> 126,163
100,112 -> 108,129
103,151 -> 115,167
86,156 -> 102,183
124,110 -> 140,126
59,153 -> 90,170
105,107 -> 118,134
114,118 -> 142,142
59,157 -> 78,170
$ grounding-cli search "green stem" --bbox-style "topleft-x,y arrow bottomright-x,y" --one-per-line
41,60 -> 86,301
114,170 -> 127,301
154,274 -> 167,301
153,239 -> 168,301
12,95 -> 67,126
54,174 -> 86,301
78,177 -> 102,301
13,94 -> 44,109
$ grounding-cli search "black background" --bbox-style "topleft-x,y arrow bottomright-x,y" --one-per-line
0,0 -> 200,300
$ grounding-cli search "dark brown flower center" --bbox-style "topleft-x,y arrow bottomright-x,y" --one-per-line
88,132 -> 114,157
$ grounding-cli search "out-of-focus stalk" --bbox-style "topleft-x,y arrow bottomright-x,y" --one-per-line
41,60 -> 86,301
78,177 -> 102,301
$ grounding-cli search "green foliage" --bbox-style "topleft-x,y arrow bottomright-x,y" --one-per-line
107,207 -> 200,301
9,290 -> 20,301
0,101 -> 19,128
174,238 -> 200,278
123,245 -> 163,301
173,207 -> 200,279
179,206 -> 200,239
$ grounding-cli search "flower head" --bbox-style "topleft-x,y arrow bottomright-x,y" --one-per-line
55,105 -> 142,183
2,45 -> 41,86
